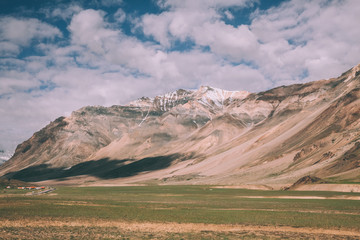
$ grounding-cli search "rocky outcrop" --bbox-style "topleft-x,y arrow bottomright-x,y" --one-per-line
1,64 -> 360,186
284,175 -> 323,190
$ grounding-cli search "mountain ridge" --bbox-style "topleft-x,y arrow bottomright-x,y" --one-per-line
129,85 -> 250,113
1,63 -> 360,188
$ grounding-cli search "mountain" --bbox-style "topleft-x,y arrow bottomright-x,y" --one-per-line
1,64 -> 360,188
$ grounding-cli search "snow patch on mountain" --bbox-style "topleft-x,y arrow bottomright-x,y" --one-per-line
195,86 -> 249,108
129,86 -> 250,111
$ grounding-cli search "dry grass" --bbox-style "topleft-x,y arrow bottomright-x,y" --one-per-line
1,185 -> 360,239
1,219 -> 360,240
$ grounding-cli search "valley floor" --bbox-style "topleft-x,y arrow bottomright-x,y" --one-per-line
1,219 -> 360,239
1,185 -> 360,239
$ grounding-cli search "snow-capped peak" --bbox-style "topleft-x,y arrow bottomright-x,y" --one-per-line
194,86 -> 250,108
129,89 -> 192,111
129,86 -> 250,111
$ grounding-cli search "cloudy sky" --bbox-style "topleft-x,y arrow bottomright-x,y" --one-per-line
1,0 -> 360,157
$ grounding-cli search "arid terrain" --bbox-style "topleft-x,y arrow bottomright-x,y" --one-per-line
1,64 -> 360,190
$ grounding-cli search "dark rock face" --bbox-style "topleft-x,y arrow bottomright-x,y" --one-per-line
294,175 -> 322,185
284,175 -> 323,190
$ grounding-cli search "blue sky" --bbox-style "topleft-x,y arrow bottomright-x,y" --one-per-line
1,0 -> 360,158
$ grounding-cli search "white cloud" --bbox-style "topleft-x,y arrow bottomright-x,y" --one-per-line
0,72 -> 37,95
250,0 -> 360,82
165,50 -> 269,91
0,17 -> 62,46
142,7 -> 260,63
141,13 -> 172,47
69,10 -> 181,86
68,9 -> 268,93
157,0 -> 256,10
141,0 -> 360,85
69,9 -> 119,54
0,42 -> 20,57
194,22 -> 259,62
50,4 -> 83,20
224,10 -> 234,20
114,8 -> 126,23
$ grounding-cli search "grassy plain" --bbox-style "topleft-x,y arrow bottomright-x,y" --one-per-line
1,185 -> 360,239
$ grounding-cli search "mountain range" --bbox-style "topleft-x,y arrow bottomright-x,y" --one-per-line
1,64 -> 359,189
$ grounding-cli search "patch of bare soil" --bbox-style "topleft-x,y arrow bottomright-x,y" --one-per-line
213,185 -> 274,190
0,219 -> 359,239
235,195 -> 360,200
211,208 -> 360,216
294,184 -> 360,192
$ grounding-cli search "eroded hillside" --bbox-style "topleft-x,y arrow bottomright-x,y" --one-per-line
1,64 -> 360,188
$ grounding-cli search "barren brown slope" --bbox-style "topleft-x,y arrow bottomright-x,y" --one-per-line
1,64 -> 360,187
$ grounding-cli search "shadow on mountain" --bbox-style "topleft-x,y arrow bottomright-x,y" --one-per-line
4,153 -> 191,182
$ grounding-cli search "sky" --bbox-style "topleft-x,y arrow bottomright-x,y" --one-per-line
0,0 -> 360,158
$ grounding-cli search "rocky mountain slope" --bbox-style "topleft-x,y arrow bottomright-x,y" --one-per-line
1,64 -> 359,188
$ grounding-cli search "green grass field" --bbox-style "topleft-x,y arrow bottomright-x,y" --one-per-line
1,185 -> 360,239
